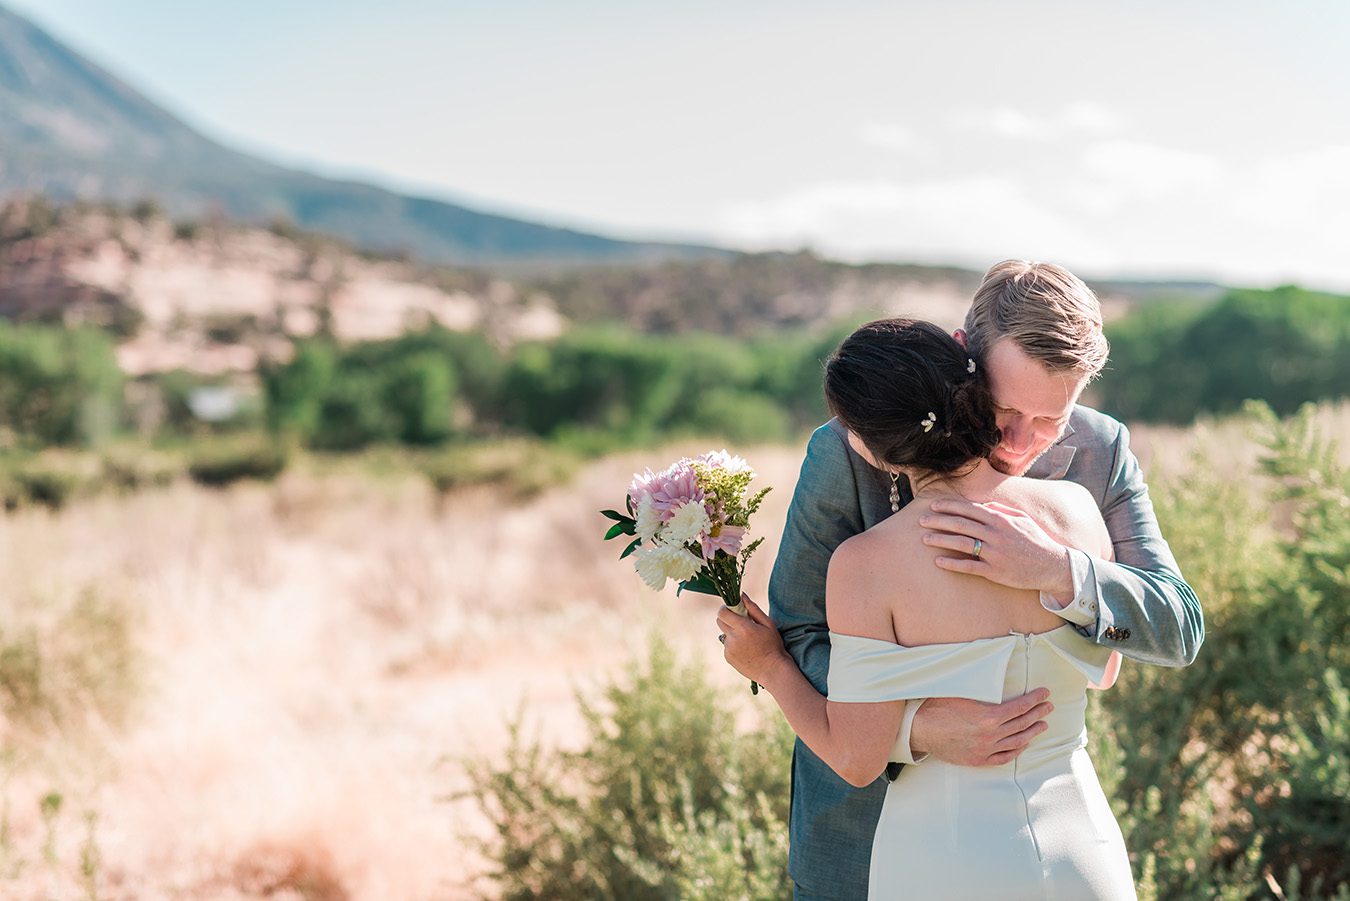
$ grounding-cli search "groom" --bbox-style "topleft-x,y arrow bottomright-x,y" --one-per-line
767,260 -> 1204,899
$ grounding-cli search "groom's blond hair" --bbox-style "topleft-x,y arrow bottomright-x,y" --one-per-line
964,260 -> 1108,379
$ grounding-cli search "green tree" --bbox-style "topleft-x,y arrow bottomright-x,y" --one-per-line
311,369 -> 397,450
1098,287 -> 1350,424
503,328 -> 683,441
262,339 -> 338,439
0,325 -> 123,446
381,351 -> 456,445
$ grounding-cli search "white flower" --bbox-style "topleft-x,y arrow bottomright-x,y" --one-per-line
699,449 -> 755,478
664,500 -> 712,548
634,494 -> 662,544
633,543 -> 704,591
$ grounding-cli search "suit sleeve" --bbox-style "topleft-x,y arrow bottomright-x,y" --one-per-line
768,424 -> 867,694
1086,422 -> 1205,667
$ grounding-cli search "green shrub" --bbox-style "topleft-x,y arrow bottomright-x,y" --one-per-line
503,327 -> 684,441
419,440 -> 579,502
98,449 -> 178,493
11,466 -> 80,510
681,389 -> 792,445
380,351 -> 456,445
264,330 -> 477,450
367,327 -> 504,423
1086,402 -> 1349,897
500,324 -> 840,446
263,340 -> 338,438
466,636 -> 792,900
186,438 -> 289,488
466,403 -> 1349,898
0,586 -> 138,730
0,325 -> 123,447
1099,287 -> 1350,424
0,453 -> 100,511
311,369 -> 399,450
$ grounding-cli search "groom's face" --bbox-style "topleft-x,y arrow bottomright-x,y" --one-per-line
982,338 -> 1086,476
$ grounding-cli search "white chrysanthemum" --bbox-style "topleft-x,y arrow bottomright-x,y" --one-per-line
635,494 -> 662,544
664,500 -> 712,548
633,543 -> 703,591
701,449 -> 755,477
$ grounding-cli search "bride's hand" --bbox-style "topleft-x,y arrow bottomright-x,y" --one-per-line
717,595 -> 792,687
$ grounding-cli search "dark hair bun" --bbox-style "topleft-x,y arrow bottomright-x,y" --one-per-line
823,318 -> 1000,475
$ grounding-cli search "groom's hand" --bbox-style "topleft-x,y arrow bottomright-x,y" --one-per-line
920,499 -> 1075,601
910,690 -> 1053,767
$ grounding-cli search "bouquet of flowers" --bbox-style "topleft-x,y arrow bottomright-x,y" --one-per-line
601,450 -> 771,692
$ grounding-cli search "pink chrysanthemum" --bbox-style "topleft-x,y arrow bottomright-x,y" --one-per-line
701,523 -> 746,559
629,460 -> 704,520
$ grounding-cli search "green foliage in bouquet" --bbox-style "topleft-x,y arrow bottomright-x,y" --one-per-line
677,458 -> 771,603
465,636 -> 792,900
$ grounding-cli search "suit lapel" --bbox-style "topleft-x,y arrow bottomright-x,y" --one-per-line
1025,422 -> 1078,481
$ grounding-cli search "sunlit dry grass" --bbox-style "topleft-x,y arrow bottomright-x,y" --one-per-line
0,439 -> 799,899
0,402 -> 1345,898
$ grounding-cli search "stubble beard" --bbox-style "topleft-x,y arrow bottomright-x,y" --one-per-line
990,447 -> 1049,477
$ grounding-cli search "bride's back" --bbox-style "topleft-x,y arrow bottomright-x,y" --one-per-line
826,473 -> 1111,647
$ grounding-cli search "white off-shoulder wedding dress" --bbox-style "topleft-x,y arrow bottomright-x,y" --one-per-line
829,624 -> 1137,900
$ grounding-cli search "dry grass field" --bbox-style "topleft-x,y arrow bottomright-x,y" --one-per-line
0,440 -> 802,899
0,403 -> 1345,899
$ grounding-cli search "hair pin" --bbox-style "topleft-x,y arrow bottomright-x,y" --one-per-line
920,412 -> 937,433
967,358 -> 977,373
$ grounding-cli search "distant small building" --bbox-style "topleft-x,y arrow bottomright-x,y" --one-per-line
186,385 -> 242,422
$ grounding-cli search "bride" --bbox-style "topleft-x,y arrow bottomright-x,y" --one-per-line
720,318 -> 1136,899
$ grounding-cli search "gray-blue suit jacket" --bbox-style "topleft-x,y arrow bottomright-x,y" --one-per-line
768,406 -> 1204,899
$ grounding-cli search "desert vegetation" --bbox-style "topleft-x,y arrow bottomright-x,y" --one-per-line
2,272 -> 1346,513
2,197 -> 1349,897
467,402 -> 1350,901
0,400 -> 1344,898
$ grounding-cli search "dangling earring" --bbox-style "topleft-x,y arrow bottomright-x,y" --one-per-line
889,472 -> 901,514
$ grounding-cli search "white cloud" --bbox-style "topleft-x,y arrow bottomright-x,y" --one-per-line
1229,144 -> 1350,229
1061,102 -> 1123,134
951,103 -> 1124,142
714,175 -> 1109,267
1061,142 -> 1350,288
1073,140 -> 1226,209
859,121 -> 922,153
709,139 -> 1350,293
951,107 -> 1040,139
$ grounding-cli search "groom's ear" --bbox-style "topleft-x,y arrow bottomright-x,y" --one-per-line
953,328 -> 968,349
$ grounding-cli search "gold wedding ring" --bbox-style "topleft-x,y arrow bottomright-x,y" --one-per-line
972,538 -> 983,559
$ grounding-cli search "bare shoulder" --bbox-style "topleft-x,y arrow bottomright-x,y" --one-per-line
825,528 -> 900,641
1035,478 -> 1097,512
1008,479 -> 1112,559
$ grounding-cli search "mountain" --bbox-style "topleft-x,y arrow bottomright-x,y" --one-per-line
0,4 -> 727,266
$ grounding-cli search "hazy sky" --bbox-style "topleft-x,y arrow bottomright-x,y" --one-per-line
8,0 -> 1350,288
